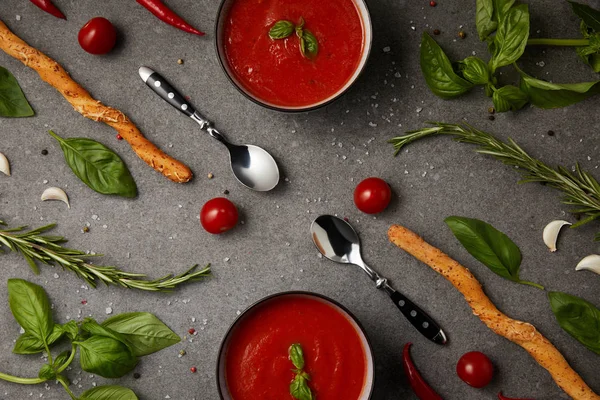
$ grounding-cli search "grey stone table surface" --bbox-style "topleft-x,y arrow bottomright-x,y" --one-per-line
1,0 -> 599,399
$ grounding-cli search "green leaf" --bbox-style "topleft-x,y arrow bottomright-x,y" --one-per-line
13,324 -> 63,354
53,350 -> 71,369
82,318 -> 132,348
303,30 -> 319,58
0,66 -> 34,118
457,56 -> 490,85
445,217 -> 543,289
476,0 -> 497,40
490,4 -> 530,72
493,0 -> 516,23
519,70 -> 600,108
420,32 -> 473,99
569,1 -> 600,31
269,20 -> 294,40
290,374 -> 314,400
48,131 -> 137,198
77,336 -> 138,378
7,279 -> 54,344
576,32 -> 600,73
101,312 -> 180,357
289,343 -> 305,370
62,320 -> 79,341
80,385 -> 139,400
492,85 -> 529,112
549,292 -> 600,355
38,364 -> 56,381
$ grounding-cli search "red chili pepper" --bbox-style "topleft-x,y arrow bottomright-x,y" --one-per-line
498,392 -> 535,400
403,343 -> 443,400
136,0 -> 205,36
29,0 -> 66,19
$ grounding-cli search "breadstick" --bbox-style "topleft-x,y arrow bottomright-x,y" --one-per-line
388,225 -> 599,400
0,20 -> 192,183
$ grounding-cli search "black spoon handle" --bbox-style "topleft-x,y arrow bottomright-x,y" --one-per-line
139,67 -> 197,118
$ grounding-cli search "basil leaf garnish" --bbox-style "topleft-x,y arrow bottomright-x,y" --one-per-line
420,32 -> 473,98
493,0 -> 516,23
490,4 -> 530,72
492,84 -> 528,112
290,374 -> 314,400
549,292 -> 600,355
576,28 -> 600,73
0,66 -> 34,118
476,0 -> 497,40
457,56 -> 490,85
303,30 -> 319,58
269,20 -> 294,40
569,1 -> 600,31
519,69 -> 600,108
77,335 -> 138,378
289,343 -> 305,370
13,324 -> 64,354
37,363 -> 56,381
102,312 -> 181,357
7,279 -> 54,345
49,130 -> 137,198
80,385 -> 139,400
444,216 -> 543,289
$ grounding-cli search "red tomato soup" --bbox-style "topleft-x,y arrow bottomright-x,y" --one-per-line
222,0 -> 365,107
224,295 -> 369,400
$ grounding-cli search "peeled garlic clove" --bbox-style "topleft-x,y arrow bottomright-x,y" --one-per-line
41,187 -> 70,209
575,254 -> 600,275
543,220 -> 571,252
0,152 -> 10,176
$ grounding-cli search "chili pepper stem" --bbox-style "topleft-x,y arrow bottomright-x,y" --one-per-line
527,38 -> 589,47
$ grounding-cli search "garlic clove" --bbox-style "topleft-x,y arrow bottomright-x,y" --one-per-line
542,220 -> 571,252
0,152 -> 10,176
575,254 -> 600,275
41,187 -> 70,209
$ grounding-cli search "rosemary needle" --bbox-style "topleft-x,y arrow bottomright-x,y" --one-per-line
0,220 -> 211,291
389,123 -> 600,240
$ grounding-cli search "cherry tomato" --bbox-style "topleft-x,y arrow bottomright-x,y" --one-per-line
200,197 -> 239,234
78,17 -> 117,55
456,351 -> 494,388
353,177 -> 392,214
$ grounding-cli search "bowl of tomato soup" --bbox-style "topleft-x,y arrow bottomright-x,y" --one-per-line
215,0 -> 372,111
217,292 -> 375,399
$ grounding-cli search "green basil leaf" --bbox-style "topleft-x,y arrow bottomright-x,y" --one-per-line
476,0 -> 497,40
101,312 -> 180,357
53,350 -> 71,369
48,131 -> 137,198
493,0 -> 516,23
445,217 -> 542,289
569,1 -> 600,31
576,33 -> 600,73
13,324 -> 63,354
303,30 -> 319,58
290,374 -> 314,400
80,385 -> 139,400
490,4 -> 530,72
492,85 -> 528,112
519,70 -> 600,108
77,336 -> 138,378
38,363 -> 56,381
457,56 -> 490,85
289,343 -> 305,370
62,320 -> 79,341
420,32 -> 473,98
7,279 -> 54,344
549,292 -> 600,355
269,20 -> 294,40
0,66 -> 34,118
82,318 -> 132,348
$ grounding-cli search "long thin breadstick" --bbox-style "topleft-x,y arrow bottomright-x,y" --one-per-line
0,20 -> 192,183
388,225 -> 599,400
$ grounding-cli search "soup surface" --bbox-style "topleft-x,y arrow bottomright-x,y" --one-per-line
225,295 -> 368,400
222,0 -> 365,107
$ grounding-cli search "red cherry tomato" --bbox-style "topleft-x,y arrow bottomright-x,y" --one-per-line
353,177 -> 392,214
457,351 -> 494,388
200,198 -> 239,234
78,17 -> 117,55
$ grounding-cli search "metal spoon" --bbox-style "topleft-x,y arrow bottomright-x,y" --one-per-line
139,67 -> 280,192
310,215 -> 447,345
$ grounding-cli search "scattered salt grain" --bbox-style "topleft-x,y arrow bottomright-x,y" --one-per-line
105,307 -> 113,315
382,46 -> 391,53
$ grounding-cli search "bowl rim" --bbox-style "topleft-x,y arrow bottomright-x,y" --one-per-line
213,0 -> 374,113
215,290 -> 376,399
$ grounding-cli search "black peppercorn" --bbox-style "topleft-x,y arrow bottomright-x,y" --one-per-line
488,115 -> 495,121
433,29 -> 441,35
547,130 -> 555,136
41,149 -> 48,155
133,373 -> 141,379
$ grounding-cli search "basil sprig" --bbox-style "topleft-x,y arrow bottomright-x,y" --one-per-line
269,17 -> 319,59
288,343 -> 314,400
49,130 -> 137,198
0,66 -> 34,118
0,279 -> 180,399
445,216 -> 544,289
549,292 -> 600,355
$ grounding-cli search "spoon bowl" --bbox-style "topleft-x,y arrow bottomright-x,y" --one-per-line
228,144 -> 279,191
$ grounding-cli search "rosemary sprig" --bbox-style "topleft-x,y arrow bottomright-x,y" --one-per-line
0,220 -> 211,291
389,123 -> 600,240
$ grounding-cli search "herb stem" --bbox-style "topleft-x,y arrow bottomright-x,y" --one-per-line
519,280 -> 545,290
58,376 -> 77,400
527,38 -> 589,47
56,345 -> 77,374
0,371 -> 45,385
44,342 -> 53,366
